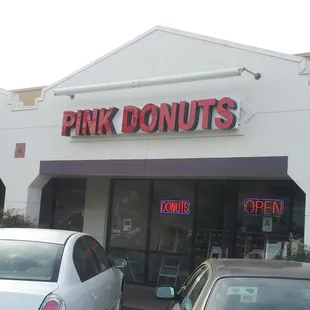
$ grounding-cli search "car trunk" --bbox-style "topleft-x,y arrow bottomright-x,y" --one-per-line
0,280 -> 58,309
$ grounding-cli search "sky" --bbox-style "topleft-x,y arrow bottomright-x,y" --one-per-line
1,0 -> 309,90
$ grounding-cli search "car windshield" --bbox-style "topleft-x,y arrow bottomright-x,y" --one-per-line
0,240 -> 63,282
207,277 -> 310,310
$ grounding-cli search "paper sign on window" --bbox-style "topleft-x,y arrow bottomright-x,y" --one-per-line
262,217 -> 273,232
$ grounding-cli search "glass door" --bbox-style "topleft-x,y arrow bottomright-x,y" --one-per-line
108,180 -> 151,284
148,180 -> 194,288
194,181 -> 237,268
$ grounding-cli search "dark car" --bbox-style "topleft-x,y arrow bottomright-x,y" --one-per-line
155,259 -> 310,310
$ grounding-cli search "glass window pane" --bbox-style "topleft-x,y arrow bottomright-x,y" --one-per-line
109,180 -> 150,250
85,237 -> 111,271
150,181 -> 194,254
179,265 -> 207,299
183,268 -> 209,310
52,179 -> 86,232
73,237 -> 100,282
149,253 -> 190,288
0,240 -> 62,282
195,182 -> 235,262
234,232 -> 267,259
197,182 -> 223,230
207,277 -> 310,310
265,235 -> 289,260
237,181 -> 291,234
109,248 -> 145,284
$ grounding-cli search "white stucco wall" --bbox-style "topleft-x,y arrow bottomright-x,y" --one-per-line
83,177 -> 110,246
1,26 -> 310,242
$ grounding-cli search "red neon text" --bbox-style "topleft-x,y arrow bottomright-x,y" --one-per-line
160,200 -> 190,214
243,198 -> 284,217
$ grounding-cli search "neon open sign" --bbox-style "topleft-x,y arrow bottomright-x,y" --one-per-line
160,200 -> 190,215
243,198 -> 284,217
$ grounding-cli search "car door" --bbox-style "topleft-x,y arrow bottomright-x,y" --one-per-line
73,236 -> 112,310
85,236 -> 120,309
169,264 -> 209,310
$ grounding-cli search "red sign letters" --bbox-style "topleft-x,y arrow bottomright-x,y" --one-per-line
61,97 -> 238,136
243,198 -> 284,217
160,200 -> 190,215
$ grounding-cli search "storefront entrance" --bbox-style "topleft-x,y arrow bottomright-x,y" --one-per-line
106,179 -> 305,287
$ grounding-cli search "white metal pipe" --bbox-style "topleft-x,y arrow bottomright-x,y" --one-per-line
53,67 -> 246,97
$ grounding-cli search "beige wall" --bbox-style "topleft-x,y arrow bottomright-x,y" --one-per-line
12,87 -> 44,106
83,177 -> 111,246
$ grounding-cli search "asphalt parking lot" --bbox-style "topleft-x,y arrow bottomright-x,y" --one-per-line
124,283 -> 168,310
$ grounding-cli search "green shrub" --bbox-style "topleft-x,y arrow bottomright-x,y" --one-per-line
285,244 -> 310,263
0,208 -> 37,228
275,233 -> 310,262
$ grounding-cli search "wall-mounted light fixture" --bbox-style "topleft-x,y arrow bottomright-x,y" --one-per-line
53,67 -> 261,99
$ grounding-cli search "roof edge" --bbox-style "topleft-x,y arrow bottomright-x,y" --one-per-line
43,26 -> 161,92
11,86 -> 45,92
42,25 -> 306,95
296,52 -> 310,57
156,25 -> 305,63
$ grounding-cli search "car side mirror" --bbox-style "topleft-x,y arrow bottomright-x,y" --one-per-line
155,286 -> 177,300
112,257 -> 127,269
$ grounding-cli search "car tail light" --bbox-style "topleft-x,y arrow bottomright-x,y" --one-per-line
39,294 -> 66,310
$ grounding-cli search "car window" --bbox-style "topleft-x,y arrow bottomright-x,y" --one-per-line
181,268 -> 209,310
207,277 -> 310,310
179,265 -> 208,300
0,240 -> 62,282
85,236 -> 111,271
73,237 -> 100,282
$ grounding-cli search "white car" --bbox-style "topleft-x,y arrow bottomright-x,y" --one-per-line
0,228 -> 127,310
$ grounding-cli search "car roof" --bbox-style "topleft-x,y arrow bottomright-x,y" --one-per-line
0,228 -> 81,244
207,259 -> 310,279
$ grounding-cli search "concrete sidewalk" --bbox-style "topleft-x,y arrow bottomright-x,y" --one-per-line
124,283 -> 169,310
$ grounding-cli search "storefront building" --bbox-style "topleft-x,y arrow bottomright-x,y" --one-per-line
1,26 -> 310,286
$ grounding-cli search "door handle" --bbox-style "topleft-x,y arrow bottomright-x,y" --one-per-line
91,292 -> 97,300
